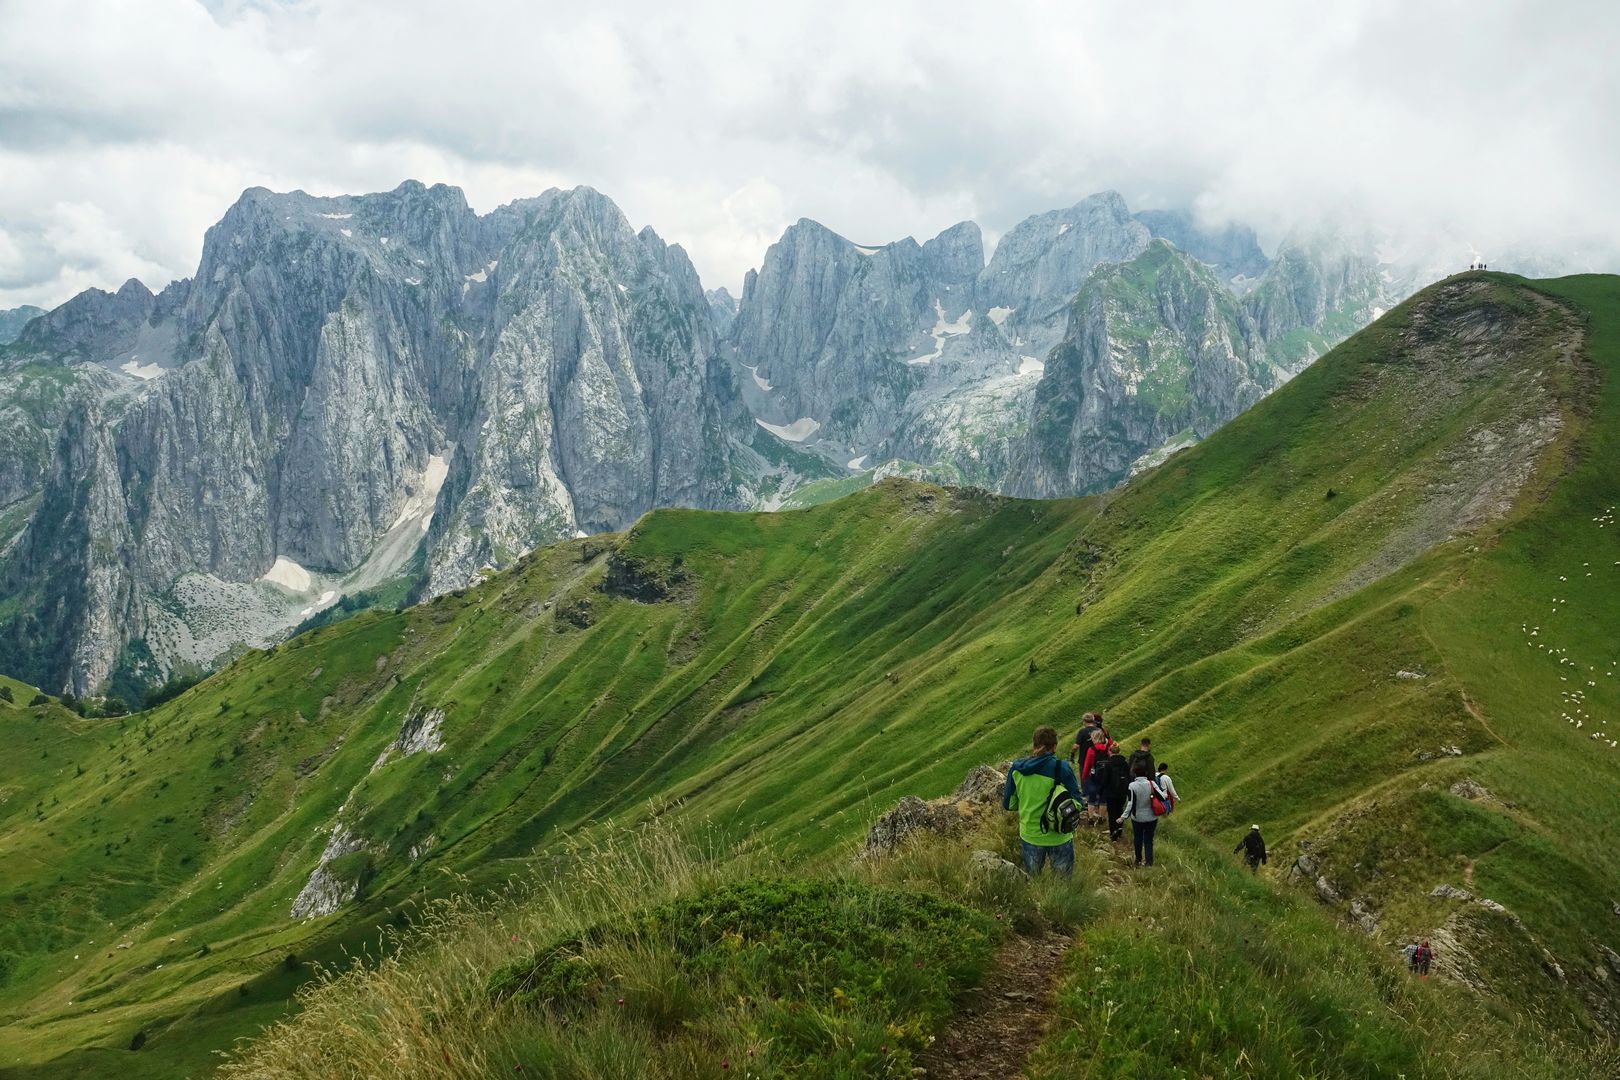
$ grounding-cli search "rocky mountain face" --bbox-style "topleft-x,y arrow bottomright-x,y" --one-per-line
1,181 -> 749,694
0,183 -> 1400,695
1012,240 -> 1274,496
727,192 -> 1392,493
0,305 -> 45,344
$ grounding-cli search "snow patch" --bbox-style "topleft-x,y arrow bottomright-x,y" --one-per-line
405,277 -> 422,286
463,260 -> 498,283
745,364 -> 773,392
847,455 -> 868,470
616,283 -> 627,293
261,557 -> 313,594
319,212 -> 352,220
907,300 -> 973,365
1017,356 -> 1045,376
379,237 -> 389,245
987,306 -> 1015,326
340,228 -> 352,238
1373,306 -> 1386,319
854,244 -> 882,256
756,417 -> 821,442
1058,223 -> 1071,235
120,358 -> 163,380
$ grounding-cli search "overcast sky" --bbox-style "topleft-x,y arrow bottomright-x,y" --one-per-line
1,0 -> 1616,308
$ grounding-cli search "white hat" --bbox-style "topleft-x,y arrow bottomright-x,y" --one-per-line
1251,824 -> 1260,830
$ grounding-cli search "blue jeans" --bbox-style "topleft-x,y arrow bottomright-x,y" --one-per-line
1131,818 -> 1158,865
1021,839 -> 1075,876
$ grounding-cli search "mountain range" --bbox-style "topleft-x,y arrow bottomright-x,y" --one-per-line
2,271 -> 1615,1076
1,182 -> 1402,696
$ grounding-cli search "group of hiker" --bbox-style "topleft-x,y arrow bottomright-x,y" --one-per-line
1000,713 -> 1438,980
1001,712 -> 1185,872
1403,939 -> 1436,976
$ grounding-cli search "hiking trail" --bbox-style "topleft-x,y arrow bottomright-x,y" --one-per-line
917,930 -> 1071,1080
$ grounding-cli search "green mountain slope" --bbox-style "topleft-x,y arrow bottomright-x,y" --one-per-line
2,272 -> 1618,1075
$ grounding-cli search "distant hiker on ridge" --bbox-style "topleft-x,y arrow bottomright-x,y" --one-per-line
1416,940 -> 1434,978
1403,939 -> 1421,971
1003,725 -> 1083,876
1235,825 -> 1267,874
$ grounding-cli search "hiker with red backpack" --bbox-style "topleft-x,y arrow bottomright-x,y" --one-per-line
1415,940 -> 1434,977
1117,761 -> 1172,866
1078,724 -> 1115,826
1155,762 -> 1178,812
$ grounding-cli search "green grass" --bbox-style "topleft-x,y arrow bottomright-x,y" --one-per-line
3,273 -> 1619,1074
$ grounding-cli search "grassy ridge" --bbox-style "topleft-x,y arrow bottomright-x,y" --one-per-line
2,273 -> 1618,1074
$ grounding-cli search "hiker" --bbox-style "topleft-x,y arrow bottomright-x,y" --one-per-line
1402,939 -> 1420,971
1080,728 -> 1113,825
1234,825 -> 1267,873
1155,762 -> 1178,811
1003,725 -> 1083,876
1417,940 -> 1433,977
1118,762 -> 1168,866
1128,738 -> 1155,778
1100,742 -> 1132,843
1070,711 -> 1103,761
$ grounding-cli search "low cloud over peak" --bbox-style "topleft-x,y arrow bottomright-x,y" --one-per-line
2,0 -> 1616,308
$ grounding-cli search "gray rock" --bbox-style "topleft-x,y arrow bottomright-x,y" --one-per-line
1349,898 -> 1381,934
953,764 -> 1007,806
1449,778 -> 1493,801
970,848 -> 1026,884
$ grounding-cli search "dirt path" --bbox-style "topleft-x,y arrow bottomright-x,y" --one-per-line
916,930 -> 1071,1080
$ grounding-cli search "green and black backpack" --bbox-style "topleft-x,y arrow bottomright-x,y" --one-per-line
1039,760 -> 1082,834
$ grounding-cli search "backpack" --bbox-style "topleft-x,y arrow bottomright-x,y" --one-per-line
1038,759 -> 1082,835
1089,749 -> 1112,787
1156,775 -> 1175,812
1103,753 -> 1131,797
1149,780 -> 1170,817
1129,749 -> 1154,777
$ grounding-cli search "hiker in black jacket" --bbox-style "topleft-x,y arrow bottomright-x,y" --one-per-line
1098,746 -> 1132,843
1128,737 -> 1154,778
1235,825 -> 1267,873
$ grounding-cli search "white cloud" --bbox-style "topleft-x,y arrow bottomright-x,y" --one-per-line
0,0 -> 1616,309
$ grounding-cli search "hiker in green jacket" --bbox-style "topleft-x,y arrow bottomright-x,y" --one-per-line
1003,725 -> 1083,876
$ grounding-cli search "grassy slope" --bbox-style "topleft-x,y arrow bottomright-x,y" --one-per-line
2,272 -> 1617,1074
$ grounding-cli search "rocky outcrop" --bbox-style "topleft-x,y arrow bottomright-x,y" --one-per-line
862,763 -> 1007,858
290,823 -> 370,919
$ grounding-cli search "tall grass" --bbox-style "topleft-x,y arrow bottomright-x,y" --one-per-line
218,819 -> 761,1079
218,819 -> 1002,1079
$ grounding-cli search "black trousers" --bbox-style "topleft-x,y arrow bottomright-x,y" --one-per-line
1132,818 -> 1158,865
1106,795 -> 1126,840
